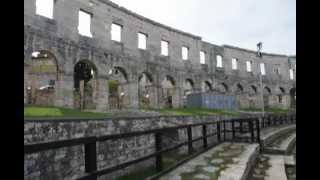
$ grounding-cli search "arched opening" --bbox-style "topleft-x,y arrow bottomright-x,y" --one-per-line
250,85 -> 258,95
25,50 -> 59,106
183,79 -> 195,107
263,86 -> 272,108
235,83 -> 244,94
290,88 -> 296,108
74,60 -> 98,110
161,75 -> 175,108
248,85 -> 258,109
216,83 -> 228,94
234,83 -> 244,109
108,66 -> 129,110
202,81 -> 213,92
278,87 -> 286,104
138,72 -> 154,109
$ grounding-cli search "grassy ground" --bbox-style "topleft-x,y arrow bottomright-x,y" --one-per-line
146,108 -> 240,116
24,105 -> 111,118
24,105 -> 240,118
240,107 -> 291,114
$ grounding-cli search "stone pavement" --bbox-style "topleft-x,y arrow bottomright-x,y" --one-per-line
159,142 -> 259,180
248,125 -> 296,180
260,125 -> 296,147
264,132 -> 296,154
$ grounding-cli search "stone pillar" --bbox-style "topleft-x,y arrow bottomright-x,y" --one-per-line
149,86 -> 157,109
172,87 -> 182,108
96,78 -> 108,112
127,81 -> 139,109
55,74 -> 74,108
282,95 -> 290,109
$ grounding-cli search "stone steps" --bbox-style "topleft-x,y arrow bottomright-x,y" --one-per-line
260,125 -> 296,149
247,126 -> 296,180
264,155 -> 288,180
263,132 -> 296,155
158,142 -> 259,180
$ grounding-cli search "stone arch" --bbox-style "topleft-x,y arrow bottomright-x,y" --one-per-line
277,86 -> 286,104
263,86 -> 272,109
289,87 -> 296,108
234,83 -> 244,94
247,85 -> 258,109
249,85 -> 258,95
183,78 -> 195,107
279,87 -> 286,94
25,44 -> 66,73
161,75 -> 176,108
108,66 -> 130,109
25,50 -> 60,106
264,86 -> 272,95
138,72 -> 155,108
202,80 -> 213,92
184,79 -> 195,95
73,59 -> 98,110
216,82 -> 228,94
111,66 -> 128,82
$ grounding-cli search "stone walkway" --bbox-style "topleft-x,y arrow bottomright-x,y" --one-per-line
260,125 -> 296,146
248,126 -> 296,180
264,132 -> 296,154
159,142 -> 259,180
248,154 -> 288,180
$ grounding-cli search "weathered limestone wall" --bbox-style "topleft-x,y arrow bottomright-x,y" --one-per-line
24,115 -> 235,180
24,0 -> 296,111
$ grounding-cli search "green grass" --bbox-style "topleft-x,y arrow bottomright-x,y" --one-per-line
240,107 -> 291,114
24,105 -> 111,118
144,107 -> 240,116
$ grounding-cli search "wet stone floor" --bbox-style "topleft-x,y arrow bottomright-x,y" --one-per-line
268,131 -> 295,149
247,155 -> 271,180
286,145 -> 296,180
159,142 -> 248,180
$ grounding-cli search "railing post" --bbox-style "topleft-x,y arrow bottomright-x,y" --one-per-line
239,120 -> 243,133
217,122 -> 221,142
279,116 -> 282,125
155,132 -> 163,172
272,116 -> 276,126
202,125 -> 208,149
268,116 -> 271,127
255,118 -> 261,143
249,120 -> 254,143
232,120 -> 236,140
84,138 -> 97,180
223,121 -> 226,141
187,126 -> 193,154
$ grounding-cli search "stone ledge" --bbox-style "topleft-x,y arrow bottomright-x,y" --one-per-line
261,125 -> 296,148
264,155 -> 287,180
159,142 -> 259,180
264,133 -> 296,155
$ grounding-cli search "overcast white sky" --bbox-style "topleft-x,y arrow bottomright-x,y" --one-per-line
111,0 -> 296,55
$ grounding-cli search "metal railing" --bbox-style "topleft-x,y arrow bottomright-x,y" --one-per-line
24,114 -> 295,180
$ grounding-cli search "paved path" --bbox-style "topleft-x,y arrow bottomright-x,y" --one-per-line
159,142 -> 259,180
264,132 -> 296,154
265,155 -> 287,180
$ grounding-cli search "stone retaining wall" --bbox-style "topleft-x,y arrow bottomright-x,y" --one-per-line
24,115 -> 234,180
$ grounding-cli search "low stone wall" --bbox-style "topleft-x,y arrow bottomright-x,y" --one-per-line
24,115 -> 236,180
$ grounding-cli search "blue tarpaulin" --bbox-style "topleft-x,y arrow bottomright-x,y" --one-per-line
187,93 -> 236,111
